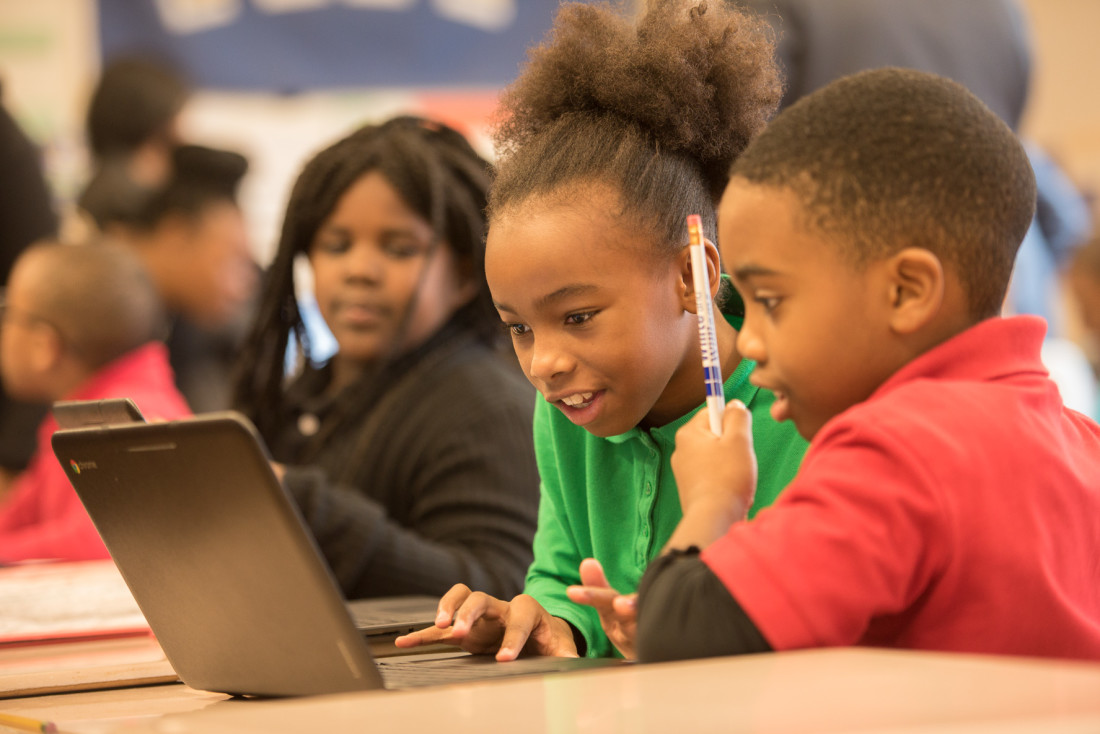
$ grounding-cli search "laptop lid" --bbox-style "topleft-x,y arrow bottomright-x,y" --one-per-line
53,412 -> 385,697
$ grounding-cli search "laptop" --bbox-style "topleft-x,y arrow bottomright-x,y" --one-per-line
50,401 -> 441,649
52,411 -> 617,697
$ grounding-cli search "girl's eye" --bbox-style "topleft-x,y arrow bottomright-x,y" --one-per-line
382,239 -> 424,259
314,236 -> 350,255
506,322 -> 530,337
565,311 -> 596,326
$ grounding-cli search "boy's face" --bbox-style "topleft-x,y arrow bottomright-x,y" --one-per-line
719,179 -> 905,440
486,189 -> 698,438
164,201 -> 257,328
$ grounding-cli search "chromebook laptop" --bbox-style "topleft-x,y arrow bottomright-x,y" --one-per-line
52,411 -> 615,697
49,400 -> 441,644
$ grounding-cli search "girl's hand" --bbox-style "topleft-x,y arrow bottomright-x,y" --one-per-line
394,583 -> 579,660
566,558 -> 637,659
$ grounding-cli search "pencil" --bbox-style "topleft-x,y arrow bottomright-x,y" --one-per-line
0,712 -> 58,733
687,214 -> 724,436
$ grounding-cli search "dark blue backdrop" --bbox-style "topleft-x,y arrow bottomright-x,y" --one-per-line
96,1 -> 571,91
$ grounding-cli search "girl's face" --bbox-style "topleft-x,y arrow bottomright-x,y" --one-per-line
308,171 -> 474,380
486,187 -> 701,437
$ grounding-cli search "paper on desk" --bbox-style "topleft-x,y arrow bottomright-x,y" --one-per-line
0,559 -> 151,645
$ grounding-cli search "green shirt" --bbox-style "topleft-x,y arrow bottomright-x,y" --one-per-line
523,310 -> 808,658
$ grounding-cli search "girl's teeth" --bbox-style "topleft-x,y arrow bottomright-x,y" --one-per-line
561,392 -> 594,407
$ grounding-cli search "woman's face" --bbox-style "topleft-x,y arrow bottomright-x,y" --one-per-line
308,171 -> 474,378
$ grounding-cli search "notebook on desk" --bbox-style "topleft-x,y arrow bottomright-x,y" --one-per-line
52,411 -> 616,697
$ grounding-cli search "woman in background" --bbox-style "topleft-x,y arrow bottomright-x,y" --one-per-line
233,116 -> 540,600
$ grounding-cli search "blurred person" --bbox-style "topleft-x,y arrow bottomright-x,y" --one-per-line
736,0 -> 1093,380
1068,232 -> 1100,418
733,0 -> 1031,125
77,55 -> 190,233
1012,144 -> 1092,333
110,144 -> 258,412
0,85 -> 59,499
0,241 -> 190,562
232,116 -> 540,600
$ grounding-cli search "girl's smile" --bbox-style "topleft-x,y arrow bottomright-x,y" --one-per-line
551,389 -> 606,427
485,185 -> 731,438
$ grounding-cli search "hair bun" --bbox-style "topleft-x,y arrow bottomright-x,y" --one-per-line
495,0 -> 781,192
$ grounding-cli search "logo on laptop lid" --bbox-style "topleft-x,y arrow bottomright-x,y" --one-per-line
69,459 -> 98,474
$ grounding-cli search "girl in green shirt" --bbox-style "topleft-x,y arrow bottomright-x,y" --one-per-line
397,0 -> 807,660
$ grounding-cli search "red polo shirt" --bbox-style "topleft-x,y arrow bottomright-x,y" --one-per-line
704,316 -> 1100,660
0,342 -> 191,562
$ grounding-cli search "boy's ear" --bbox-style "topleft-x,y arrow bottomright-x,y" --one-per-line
28,322 -> 65,374
884,247 -> 945,334
678,239 -> 723,315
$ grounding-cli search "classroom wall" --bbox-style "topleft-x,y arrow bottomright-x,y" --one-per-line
1019,0 -> 1100,203
0,0 -> 97,204
0,1 -> 523,266
1,0 -> 1098,256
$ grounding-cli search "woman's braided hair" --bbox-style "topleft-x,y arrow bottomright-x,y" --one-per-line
232,116 -> 495,439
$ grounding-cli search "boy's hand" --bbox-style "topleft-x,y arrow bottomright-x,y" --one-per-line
666,400 -> 758,550
566,558 -> 637,659
394,584 -> 579,660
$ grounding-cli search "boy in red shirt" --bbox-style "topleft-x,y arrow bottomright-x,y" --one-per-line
633,68 -> 1100,661
0,241 -> 190,561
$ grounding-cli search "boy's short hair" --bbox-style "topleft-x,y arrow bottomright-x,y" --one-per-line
729,67 -> 1037,319
20,240 -> 164,370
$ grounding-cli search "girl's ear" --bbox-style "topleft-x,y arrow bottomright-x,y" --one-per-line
678,238 -> 723,315
884,247 -> 945,334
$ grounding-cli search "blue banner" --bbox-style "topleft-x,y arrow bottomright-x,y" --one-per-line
96,0 -> 574,91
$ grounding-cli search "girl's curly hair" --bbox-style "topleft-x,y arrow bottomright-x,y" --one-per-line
489,0 -> 781,253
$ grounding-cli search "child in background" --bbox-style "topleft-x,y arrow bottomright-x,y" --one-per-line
110,144 -> 257,413
0,241 -> 191,562
396,1 -> 807,659
636,68 -> 1100,662
232,117 -> 540,600
78,55 -> 190,232
1068,232 -> 1100,419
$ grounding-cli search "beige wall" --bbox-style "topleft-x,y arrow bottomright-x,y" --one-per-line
1020,0 -> 1100,204
2,1 -> 1097,245
0,0 -> 98,203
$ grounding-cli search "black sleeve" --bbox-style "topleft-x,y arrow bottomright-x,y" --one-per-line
280,387 -> 540,602
0,102 -> 57,472
0,396 -> 47,472
0,102 -> 57,282
635,548 -> 772,663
